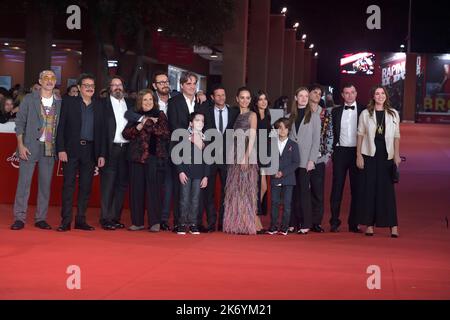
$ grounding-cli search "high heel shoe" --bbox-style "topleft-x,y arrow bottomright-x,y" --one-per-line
298,228 -> 309,235
365,227 -> 374,236
390,227 -> 399,238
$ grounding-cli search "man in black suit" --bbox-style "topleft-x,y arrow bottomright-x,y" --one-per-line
99,76 -> 133,230
329,83 -> 364,233
167,72 -> 203,230
198,85 -> 238,232
56,73 -> 104,231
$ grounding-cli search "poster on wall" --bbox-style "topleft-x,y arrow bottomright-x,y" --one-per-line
380,53 -> 406,119
0,75 -> 12,90
416,54 -> 450,124
50,65 -> 62,86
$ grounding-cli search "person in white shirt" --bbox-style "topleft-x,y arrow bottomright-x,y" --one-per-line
99,76 -> 131,230
330,84 -> 364,233
357,85 -> 401,238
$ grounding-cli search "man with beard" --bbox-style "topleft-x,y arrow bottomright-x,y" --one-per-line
99,76 -> 133,230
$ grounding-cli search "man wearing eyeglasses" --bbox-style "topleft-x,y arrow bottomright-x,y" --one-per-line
55,73 -> 105,232
11,70 -> 62,230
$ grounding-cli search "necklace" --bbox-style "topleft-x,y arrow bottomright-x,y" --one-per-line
376,111 -> 385,134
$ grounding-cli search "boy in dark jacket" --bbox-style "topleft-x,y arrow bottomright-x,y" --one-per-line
268,118 -> 300,235
176,112 -> 209,234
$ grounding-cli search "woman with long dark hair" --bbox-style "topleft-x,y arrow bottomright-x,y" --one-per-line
357,85 -> 401,237
251,90 -> 272,233
223,87 -> 258,235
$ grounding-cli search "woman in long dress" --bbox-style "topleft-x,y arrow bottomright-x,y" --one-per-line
223,87 -> 258,235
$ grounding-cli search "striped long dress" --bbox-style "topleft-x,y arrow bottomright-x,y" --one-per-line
223,111 -> 258,235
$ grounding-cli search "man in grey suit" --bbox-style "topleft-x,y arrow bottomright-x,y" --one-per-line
11,70 -> 61,230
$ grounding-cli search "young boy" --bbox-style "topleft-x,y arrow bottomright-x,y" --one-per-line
267,118 -> 300,235
176,112 -> 209,235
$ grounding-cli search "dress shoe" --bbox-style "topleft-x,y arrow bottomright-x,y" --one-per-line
206,226 -> 216,233
311,225 -> 325,233
128,225 -> 145,231
35,221 -> 52,230
11,220 -> 25,230
102,223 -> 116,230
298,228 -> 309,235
57,224 -> 71,232
112,220 -> 125,229
74,223 -> 95,231
160,222 -> 171,231
330,225 -> 340,232
256,229 -> 267,235
349,225 -> 362,233
149,224 -> 160,232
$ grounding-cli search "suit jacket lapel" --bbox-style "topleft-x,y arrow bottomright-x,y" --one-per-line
33,93 -> 44,125
335,106 -> 344,136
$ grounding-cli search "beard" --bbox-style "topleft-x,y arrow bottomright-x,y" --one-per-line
112,89 -> 124,99
157,87 -> 170,95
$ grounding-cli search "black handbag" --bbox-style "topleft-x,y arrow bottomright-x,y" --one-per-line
392,163 -> 399,183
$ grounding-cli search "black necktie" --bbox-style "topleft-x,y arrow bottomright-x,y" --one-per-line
344,105 -> 355,110
218,109 -> 224,134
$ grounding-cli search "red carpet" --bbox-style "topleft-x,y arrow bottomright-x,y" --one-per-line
0,123 -> 449,300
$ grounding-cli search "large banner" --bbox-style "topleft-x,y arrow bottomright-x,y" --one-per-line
416,54 -> 450,124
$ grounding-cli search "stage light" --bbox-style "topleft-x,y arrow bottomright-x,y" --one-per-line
52,44 -> 56,47
157,27 -> 163,32
400,44 -> 405,49
281,7 -> 287,15
4,42 -> 9,46
210,52 -> 218,58
293,22 -> 299,29
302,34 -> 307,40
309,44 -> 314,49
314,52 -> 318,57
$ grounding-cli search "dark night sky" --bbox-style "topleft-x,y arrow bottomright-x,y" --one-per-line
271,0 -> 450,89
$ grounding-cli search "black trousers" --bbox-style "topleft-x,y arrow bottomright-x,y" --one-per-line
310,162 -> 325,226
171,161 -> 180,226
100,144 -> 129,225
329,146 -> 360,228
199,163 -> 228,228
293,168 -> 313,229
129,157 -> 161,227
290,163 -> 325,229
60,143 -> 95,225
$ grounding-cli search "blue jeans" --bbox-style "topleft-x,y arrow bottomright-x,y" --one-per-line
271,185 -> 294,230
179,178 -> 202,226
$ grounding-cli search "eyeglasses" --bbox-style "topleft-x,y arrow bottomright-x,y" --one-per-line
155,81 -> 170,86
81,84 -> 95,89
42,76 -> 56,82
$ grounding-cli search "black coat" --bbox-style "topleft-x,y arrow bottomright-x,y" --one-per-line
331,104 -> 365,149
200,103 -> 239,165
100,95 -> 134,159
56,95 -> 103,160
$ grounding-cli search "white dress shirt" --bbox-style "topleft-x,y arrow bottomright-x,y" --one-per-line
214,105 -> 228,134
184,94 -> 196,114
278,137 -> 288,155
157,94 -> 169,115
339,102 -> 358,147
110,96 -> 129,143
